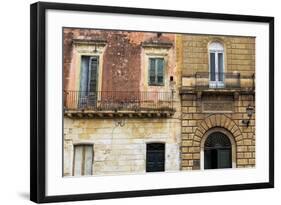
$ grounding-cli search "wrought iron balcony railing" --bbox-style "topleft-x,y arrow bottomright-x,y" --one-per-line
64,91 -> 174,114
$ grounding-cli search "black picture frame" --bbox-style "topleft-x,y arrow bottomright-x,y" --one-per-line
30,1 -> 274,203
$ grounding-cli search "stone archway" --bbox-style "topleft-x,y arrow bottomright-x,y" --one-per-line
194,114 -> 243,143
181,114 -> 243,170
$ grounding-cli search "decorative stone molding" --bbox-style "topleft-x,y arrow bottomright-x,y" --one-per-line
194,114 -> 243,143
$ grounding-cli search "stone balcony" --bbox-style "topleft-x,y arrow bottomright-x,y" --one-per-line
180,72 -> 255,96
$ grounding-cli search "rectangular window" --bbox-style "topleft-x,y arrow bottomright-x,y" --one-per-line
149,58 -> 164,85
209,52 -> 224,88
73,145 -> 93,176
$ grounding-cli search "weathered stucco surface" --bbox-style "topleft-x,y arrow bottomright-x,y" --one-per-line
64,118 -> 181,176
63,29 -> 181,176
63,29 -> 256,175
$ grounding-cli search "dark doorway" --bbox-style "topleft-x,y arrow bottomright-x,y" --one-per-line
204,132 -> 232,169
146,143 -> 165,172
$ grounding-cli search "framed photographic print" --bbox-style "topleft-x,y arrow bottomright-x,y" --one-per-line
30,1 -> 274,203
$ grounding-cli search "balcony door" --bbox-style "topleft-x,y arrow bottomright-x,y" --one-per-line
209,42 -> 224,88
79,56 -> 99,108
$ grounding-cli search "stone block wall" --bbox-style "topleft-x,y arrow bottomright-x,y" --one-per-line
180,35 -> 255,77
181,93 -> 255,170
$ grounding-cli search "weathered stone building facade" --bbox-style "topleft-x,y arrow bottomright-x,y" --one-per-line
63,29 -> 256,176
63,28 -> 181,176
178,35 -> 255,170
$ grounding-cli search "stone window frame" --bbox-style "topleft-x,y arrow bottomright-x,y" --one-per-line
200,127 -> 236,170
72,40 -> 106,101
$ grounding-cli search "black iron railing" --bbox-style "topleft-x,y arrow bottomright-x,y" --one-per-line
194,72 -> 241,89
64,90 -> 174,111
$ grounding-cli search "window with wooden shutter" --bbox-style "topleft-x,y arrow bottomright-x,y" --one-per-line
148,58 -> 165,86
73,145 -> 93,176
79,56 -> 99,108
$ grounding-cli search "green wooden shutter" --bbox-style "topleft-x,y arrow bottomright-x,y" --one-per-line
149,58 -> 156,84
73,145 -> 93,176
156,58 -> 164,84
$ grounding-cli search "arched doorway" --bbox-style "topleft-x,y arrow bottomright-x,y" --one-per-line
204,132 -> 232,169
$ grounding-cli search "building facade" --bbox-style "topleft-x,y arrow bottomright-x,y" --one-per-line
178,35 -> 255,170
63,29 -> 256,176
63,28 -> 181,176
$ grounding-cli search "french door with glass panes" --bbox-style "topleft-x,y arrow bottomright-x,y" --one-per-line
209,51 -> 224,88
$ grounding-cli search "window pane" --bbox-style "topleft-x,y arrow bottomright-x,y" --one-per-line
217,149 -> 232,168
73,146 -> 83,176
84,146 -> 93,175
156,59 -> 164,84
80,56 -> 90,92
218,53 -> 224,81
157,76 -> 163,84
79,56 -> 90,108
149,59 -> 156,84
210,53 -> 216,81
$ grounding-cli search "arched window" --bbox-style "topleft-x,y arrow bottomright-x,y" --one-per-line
209,42 -> 224,88
204,132 -> 232,169
146,143 -> 165,172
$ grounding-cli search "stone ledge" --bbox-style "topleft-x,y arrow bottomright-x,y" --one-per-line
64,109 -> 175,119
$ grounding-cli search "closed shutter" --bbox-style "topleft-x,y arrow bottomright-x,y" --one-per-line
149,58 -> 156,84
218,53 -> 224,81
210,53 -> 216,81
73,145 -> 93,176
157,58 -> 164,84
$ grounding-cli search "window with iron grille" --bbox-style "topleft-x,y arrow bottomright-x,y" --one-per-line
148,58 -> 164,86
